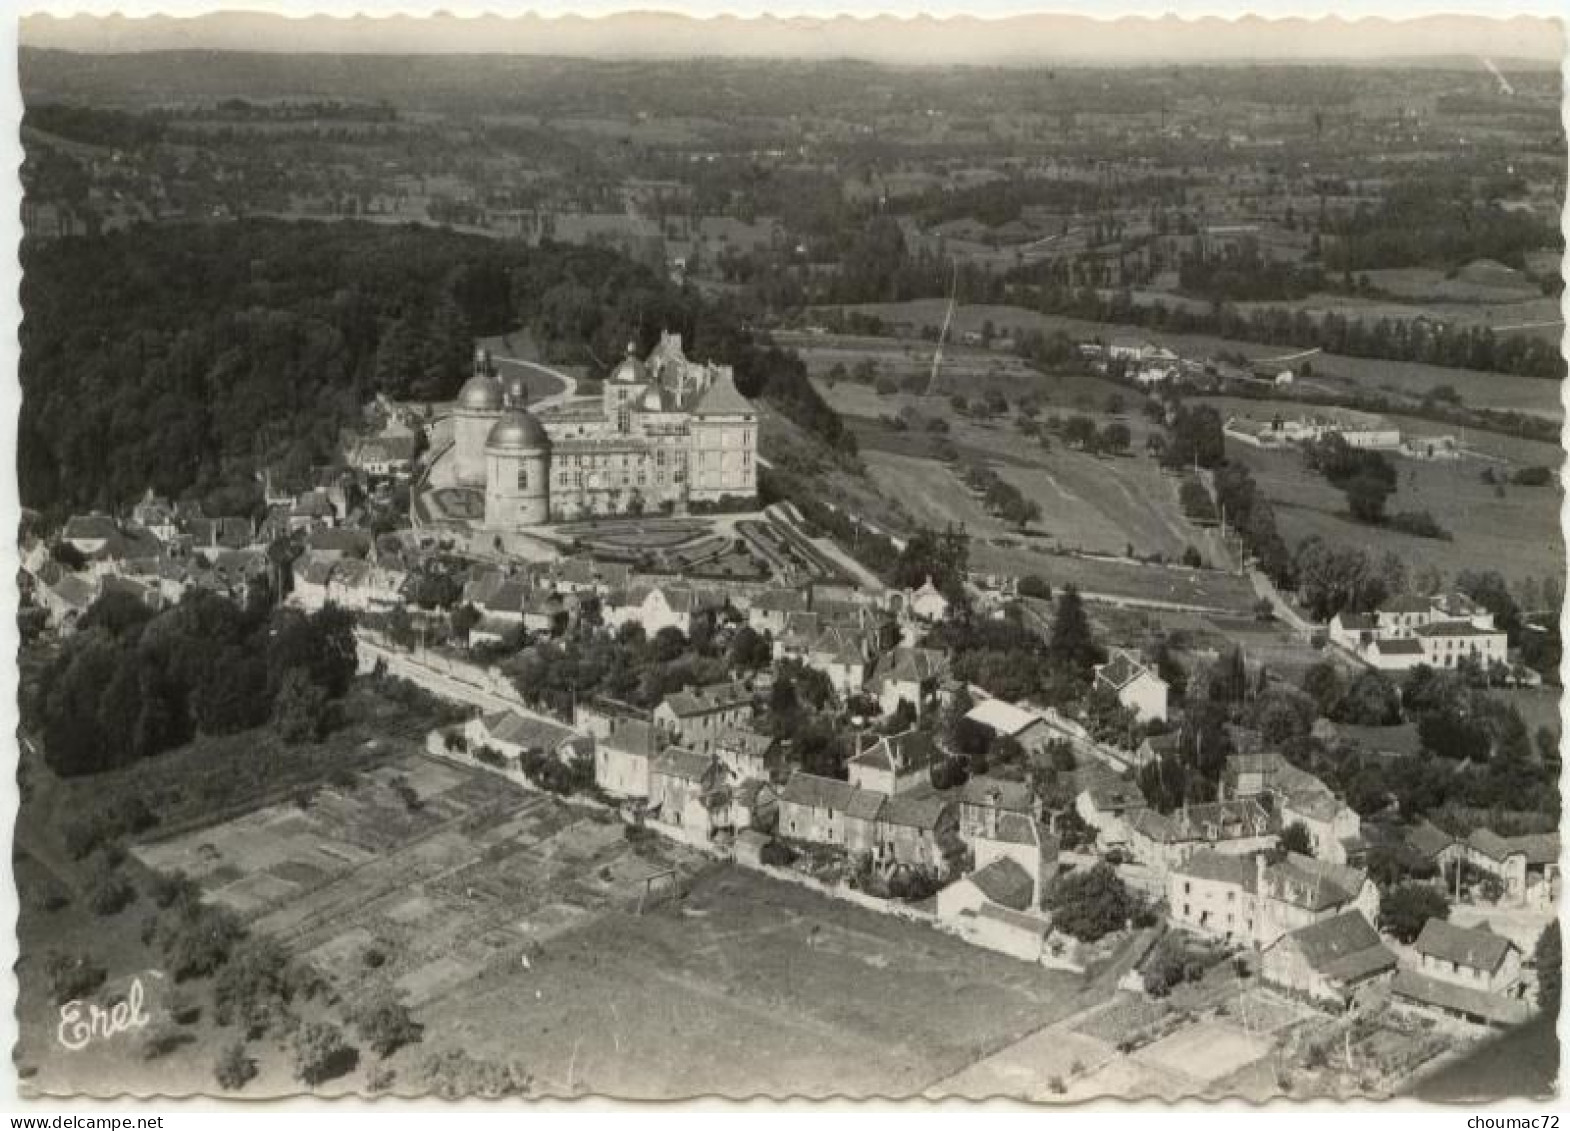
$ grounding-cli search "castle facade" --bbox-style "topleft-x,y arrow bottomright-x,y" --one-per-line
452,332 -> 758,529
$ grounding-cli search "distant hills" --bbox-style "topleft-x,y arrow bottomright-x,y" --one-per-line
20,12 -> 1564,68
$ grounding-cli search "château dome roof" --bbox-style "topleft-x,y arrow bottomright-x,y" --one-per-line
485,409 -> 551,452
457,372 -> 503,411
610,341 -> 649,385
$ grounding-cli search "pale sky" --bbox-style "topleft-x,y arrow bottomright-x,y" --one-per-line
16,7 -> 1566,65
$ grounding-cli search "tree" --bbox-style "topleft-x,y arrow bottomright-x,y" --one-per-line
1379,881 -> 1450,944
1344,470 -> 1392,523
273,667 -> 329,745
292,1021 -> 355,1086
1279,821 -> 1314,857
214,1041 -> 256,1092
1047,862 -> 1139,941
1047,585 -> 1101,676
1535,921 -> 1560,1017
727,625 -> 772,671
1338,670 -> 1401,726
1018,575 -> 1052,601
215,936 -> 297,1037
418,1049 -> 532,1099
45,950 -> 107,1005
356,994 -> 422,1058
651,626 -> 688,663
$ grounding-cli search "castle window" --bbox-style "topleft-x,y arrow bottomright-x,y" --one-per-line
516,466 -> 528,490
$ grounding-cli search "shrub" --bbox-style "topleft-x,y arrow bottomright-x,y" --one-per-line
1386,511 -> 1451,540
292,1021 -> 355,1086
156,903 -> 244,981
215,1041 -> 256,1092
214,936 -> 298,1036
356,994 -> 422,1057
44,950 -> 106,1005
419,1050 -> 532,1099
85,856 -> 137,917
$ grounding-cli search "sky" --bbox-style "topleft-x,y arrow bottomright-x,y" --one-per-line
16,6 -> 1566,66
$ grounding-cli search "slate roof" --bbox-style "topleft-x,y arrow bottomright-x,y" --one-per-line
991,812 -> 1050,850
968,857 -> 1035,912
1415,620 -> 1500,639
1083,779 -> 1147,811
714,727 -> 774,760
960,775 -> 1033,814
62,514 -> 118,543
691,369 -> 753,417
662,680 -> 754,718
1406,820 -> 1455,861
750,588 -> 809,614
781,772 -> 884,822
481,711 -> 575,752
1335,613 -> 1377,632
974,902 -> 1050,937
878,788 -> 951,832
1391,970 -> 1531,1027
1175,849 -> 1258,891
1414,919 -> 1516,974
1373,638 -> 1425,656
849,729 -> 940,775
1467,828 -> 1518,863
1279,910 -> 1396,984
1095,650 -> 1152,692
603,718 -> 657,758
1264,853 -> 1365,912
1506,832 -> 1560,867
654,746 -> 717,783
872,646 -> 948,685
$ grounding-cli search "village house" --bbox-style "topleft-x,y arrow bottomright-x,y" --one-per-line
61,513 -> 119,557
594,716 -> 658,801
602,583 -> 725,638
39,572 -> 99,630
729,779 -> 779,836
1457,828 -> 1561,906
1331,592 -> 1509,672
847,728 -> 940,796
777,771 -> 884,856
958,775 -> 1035,842
876,788 -> 956,871
535,556 -> 632,598
712,726 -> 775,781
1075,779 -> 1149,847
745,587 -> 810,635
1259,910 -> 1397,1008
1093,650 -> 1169,723
973,811 -> 1057,909
1391,919 -> 1532,1029
803,623 -> 877,697
648,747 -> 733,845
867,646 -> 948,720
963,697 -> 1053,758
1167,850 -> 1379,950
1125,798 -> 1274,876
654,681 -> 756,755
907,576 -> 951,624
465,710 -> 590,773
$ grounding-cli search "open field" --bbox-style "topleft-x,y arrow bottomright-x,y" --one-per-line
818,301 -> 1563,419
1229,441 -> 1564,590
416,865 -> 1103,1099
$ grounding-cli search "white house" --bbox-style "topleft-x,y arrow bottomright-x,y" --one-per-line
1093,650 -> 1169,723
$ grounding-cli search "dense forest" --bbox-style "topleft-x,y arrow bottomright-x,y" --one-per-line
20,220 -> 849,520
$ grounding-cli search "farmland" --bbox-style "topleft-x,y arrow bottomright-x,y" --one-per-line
23,742 -> 1128,1100
1228,440 -> 1564,591
815,301 -> 1563,419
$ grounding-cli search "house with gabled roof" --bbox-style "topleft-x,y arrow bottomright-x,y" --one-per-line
1260,910 -> 1397,1007
1412,919 -> 1522,995
594,716 -> 658,801
848,728 -> 939,796
1126,798 -> 1275,876
958,775 -> 1034,842
745,586 -> 810,635
603,583 -> 726,638
1392,919 -> 1532,1028
777,771 -> 884,856
712,726 -> 775,781
876,786 -> 956,870
1093,649 -> 1169,722
654,680 -> 755,755
61,513 -> 118,556
648,746 -> 734,844
964,697 -> 1052,756
868,646 -> 948,720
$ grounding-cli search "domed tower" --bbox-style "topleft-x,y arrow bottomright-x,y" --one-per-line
454,350 -> 503,487
484,408 -> 552,529
603,340 -> 649,434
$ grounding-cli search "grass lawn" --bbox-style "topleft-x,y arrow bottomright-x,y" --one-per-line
1228,441 -> 1564,591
